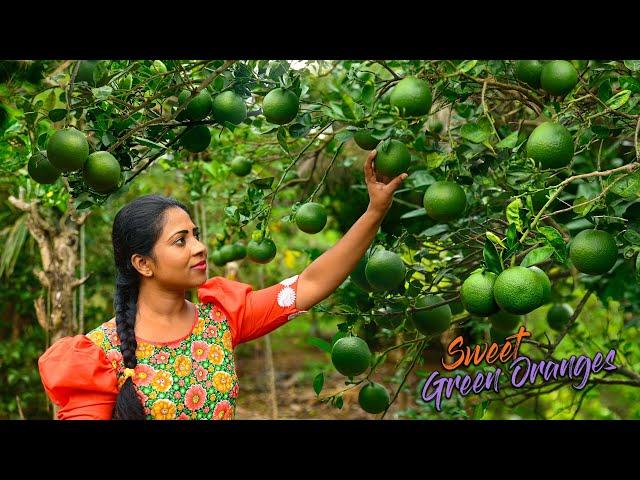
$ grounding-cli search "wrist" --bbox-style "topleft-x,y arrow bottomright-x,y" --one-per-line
365,205 -> 387,221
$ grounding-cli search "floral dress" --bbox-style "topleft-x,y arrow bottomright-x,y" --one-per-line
38,274 -> 307,420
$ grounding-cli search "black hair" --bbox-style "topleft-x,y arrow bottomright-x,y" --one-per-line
111,194 -> 190,420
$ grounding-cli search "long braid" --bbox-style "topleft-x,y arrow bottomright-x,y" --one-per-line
113,272 -> 145,420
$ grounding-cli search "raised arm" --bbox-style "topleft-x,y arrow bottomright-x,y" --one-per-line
295,150 -> 408,311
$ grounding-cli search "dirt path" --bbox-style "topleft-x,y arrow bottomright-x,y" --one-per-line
233,340 -> 429,420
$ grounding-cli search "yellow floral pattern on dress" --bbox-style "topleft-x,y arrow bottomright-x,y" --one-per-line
85,302 -> 239,420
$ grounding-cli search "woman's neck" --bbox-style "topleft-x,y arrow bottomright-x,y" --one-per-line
136,281 -> 190,326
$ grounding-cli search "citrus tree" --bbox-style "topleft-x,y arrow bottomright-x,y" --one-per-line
2,59 -> 640,419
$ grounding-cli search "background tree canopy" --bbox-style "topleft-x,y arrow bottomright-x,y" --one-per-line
1,59 -> 640,420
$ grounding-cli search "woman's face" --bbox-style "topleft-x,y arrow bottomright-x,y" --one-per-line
134,207 -> 209,290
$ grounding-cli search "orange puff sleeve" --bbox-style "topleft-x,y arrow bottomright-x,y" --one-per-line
38,335 -> 119,420
197,274 -> 309,348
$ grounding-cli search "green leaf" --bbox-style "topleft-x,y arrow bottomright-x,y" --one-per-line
506,198 -> 523,232
48,108 -> 67,122
623,60 -> 640,72
486,231 -> 506,248
457,60 -> 478,73
483,238 -> 503,274
420,224 -> 449,237
605,90 -> 631,110
400,208 -> 428,219
495,131 -> 518,149
506,223 -> 518,251
91,86 -> 113,101
276,126 -> 289,153
619,76 -> 640,93
624,229 -> 640,245
426,152 -> 447,168
537,226 -> 567,262
335,130 -> 354,143
250,177 -> 275,189
100,132 -> 115,147
572,196 -> 595,216
44,90 -> 57,111
307,336 -> 332,354
288,123 -> 311,138
459,123 -> 491,144
334,394 -> 344,409
472,400 -> 489,419
611,173 -> 640,199
361,83 -> 375,108
520,246 -> 554,268
313,372 -> 324,395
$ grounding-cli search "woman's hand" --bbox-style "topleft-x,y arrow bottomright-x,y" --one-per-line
364,149 -> 409,217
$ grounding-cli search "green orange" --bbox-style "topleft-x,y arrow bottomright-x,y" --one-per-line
331,336 -> 371,377
28,152 -> 60,184
460,271 -> 499,316
212,91 -> 247,125
358,382 -> 390,414
569,229 -> 618,275
493,266 -> 544,315
247,237 -> 277,264
181,125 -> 211,153
410,294 -> 452,336
423,181 -> 467,222
515,60 -> 544,88
263,88 -> 299,125
82,151 -> 121,193
46,128 -> 89,172
540,60 -> 578,96
390,77 -> 432,117
178,89 -> 213,121
294,202 -> 327,234
375,139 -> 410,178
353,129 -> 380,150
230,156 -> 252,176
364,249 -> 406,292
526,122 -> 574,169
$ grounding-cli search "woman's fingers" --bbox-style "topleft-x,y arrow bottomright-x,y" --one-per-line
364,150 -> 377,183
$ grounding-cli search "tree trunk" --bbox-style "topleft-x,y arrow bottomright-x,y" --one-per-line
8,192 -> 92,345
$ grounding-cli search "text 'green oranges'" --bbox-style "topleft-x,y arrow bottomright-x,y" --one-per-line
375,139 -> 410,178
247,237 -> 277,264
83,151 -> 121,193
331,336 -> 371,377
28,152 -> 60,184
461,270 -> 498,316
364,249 -> 406,292
540,60 -> 578,97
493,266 -> 543,315
294,202 -> 327,234
262,88 -> 299,125
212,91 -> 247,125
410,294 -> 451,336
390,77 -> 432,117
358,382 -> 390,414
47,128 -> 89,172
423,181 -> 467,222
569,229 -> 618,275
526,122 -> 574,169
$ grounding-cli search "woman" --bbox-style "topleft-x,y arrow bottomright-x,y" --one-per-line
38,151 -> 408,420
